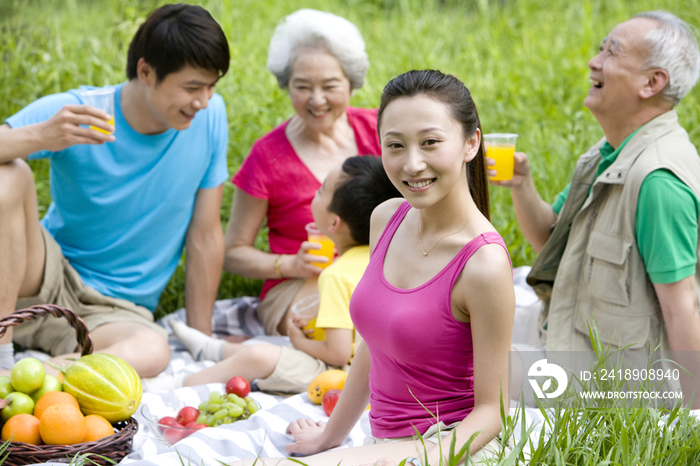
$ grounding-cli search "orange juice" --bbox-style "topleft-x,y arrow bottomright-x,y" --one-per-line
308,233 -> 335,269
486,144 -> 515,181
91,116 -> 115,135
303,317 -> 326,341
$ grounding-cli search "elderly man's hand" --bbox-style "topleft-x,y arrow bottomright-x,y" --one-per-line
487,151 -> 531,188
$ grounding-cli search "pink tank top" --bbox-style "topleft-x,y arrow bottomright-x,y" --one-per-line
350,202 -> 510,438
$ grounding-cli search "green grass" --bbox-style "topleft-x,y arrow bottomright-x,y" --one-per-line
2,0 -> 699,318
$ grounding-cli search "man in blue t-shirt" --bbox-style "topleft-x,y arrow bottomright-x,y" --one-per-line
0,4 -> 230,377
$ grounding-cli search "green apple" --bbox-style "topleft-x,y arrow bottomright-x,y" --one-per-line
10,357 -> 45,394
0,376 -> 13,399
29,374 -> 63,403
1,392 -> 35,421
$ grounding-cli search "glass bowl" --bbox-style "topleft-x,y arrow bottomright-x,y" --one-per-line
139,395 -> 262,446
139,404 -> 205,446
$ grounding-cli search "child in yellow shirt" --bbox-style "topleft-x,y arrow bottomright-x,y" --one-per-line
144,156 -> 400,393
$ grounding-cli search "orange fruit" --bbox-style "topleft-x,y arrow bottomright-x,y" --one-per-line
39,403 -> 86,445
1,413 -> 42,445
307,370 -> 348,404
34,391 -> 80,420
82,414 -> 114,442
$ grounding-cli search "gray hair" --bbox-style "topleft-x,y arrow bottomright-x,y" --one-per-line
634,11 -> 700,105
266,9 -> 369,90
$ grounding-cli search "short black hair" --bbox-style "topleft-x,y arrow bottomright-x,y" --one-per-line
126,4 -> 230,82
328,156 -> 402,245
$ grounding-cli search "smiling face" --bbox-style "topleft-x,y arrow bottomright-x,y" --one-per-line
379,94 -> 480,210
288,50 -> 352,134
143,64 -> 220,132
584,17 -> 658,122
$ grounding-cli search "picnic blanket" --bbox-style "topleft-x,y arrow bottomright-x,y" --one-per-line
17,267 -> 549,465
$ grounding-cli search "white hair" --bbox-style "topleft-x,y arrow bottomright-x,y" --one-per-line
635,11 -> 700,105
266,9 -> 369,90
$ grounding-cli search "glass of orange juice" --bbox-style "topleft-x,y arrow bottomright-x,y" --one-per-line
81,88 -> 115,135
484,133 -> 518,181
290,294 -> 325,341
305,222 -> 335,269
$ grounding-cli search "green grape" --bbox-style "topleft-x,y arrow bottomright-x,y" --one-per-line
222,402 -> 235,410
228,405 -> 244,418
214,419 -> 224,427
222,416 -> 233,424
198,401 -> 209,412
205,414 -> 216,427
213,408 -> 228,421
247,400 -> 259,414
231,396 -> 246,408
208,391 -> 223,404
196,413 -> 207,424
208,403 -> 221,412
227,393 -> 243,403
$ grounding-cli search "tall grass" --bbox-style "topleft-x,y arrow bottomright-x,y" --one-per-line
2,0 -> 699,317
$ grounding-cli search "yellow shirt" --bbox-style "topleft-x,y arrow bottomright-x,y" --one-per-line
315,245 -> 370,357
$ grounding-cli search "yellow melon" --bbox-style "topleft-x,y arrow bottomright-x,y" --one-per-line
62,353 -> 142,423
307,370 -> 347,405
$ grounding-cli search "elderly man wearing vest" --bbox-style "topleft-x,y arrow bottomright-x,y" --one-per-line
494,11 -> 700,404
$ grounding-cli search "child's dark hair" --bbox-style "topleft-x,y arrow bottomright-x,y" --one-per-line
127,4 -> 230,82
329,156 -> 402,245
376,70 -> 490,220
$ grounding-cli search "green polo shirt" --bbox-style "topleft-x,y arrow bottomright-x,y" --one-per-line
552,130 -> 700,284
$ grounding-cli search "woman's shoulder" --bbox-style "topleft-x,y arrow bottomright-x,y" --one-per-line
369,199 -> 407,250
250,120 -> 292,152
347,107 -> 380,153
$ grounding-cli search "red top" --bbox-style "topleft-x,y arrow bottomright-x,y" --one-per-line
232,107 -> 381,299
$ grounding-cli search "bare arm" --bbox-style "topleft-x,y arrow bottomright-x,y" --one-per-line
224,187 -> 323,279
489,151 -> 557,252
285,339 -> 372,456
184,185 -> 225,335
288,326 -> 353,367
654,276 -> 700,408
0,105 -> 114,164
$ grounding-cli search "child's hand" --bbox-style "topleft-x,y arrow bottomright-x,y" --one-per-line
291,316 -> 314,338
287,320 -> 313,347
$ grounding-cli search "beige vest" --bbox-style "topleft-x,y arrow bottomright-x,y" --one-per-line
527,110 -> 700,357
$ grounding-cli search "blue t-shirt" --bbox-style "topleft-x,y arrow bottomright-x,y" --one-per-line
6,83 -> 229,310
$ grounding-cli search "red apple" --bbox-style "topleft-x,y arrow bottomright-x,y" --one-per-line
185,421 -> 208,430
322,388 -> 342,416
176,406 -> 199,426
158,416 -> 187,445
225,376 -> 251,398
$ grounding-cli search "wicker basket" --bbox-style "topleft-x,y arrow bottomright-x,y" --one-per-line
0,305 -> 138,466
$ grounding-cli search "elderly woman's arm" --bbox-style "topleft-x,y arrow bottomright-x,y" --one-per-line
224,188 -> 323,279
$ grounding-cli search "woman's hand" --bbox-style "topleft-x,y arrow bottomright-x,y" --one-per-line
286,418 -> 328,456
281,242 -> 326,278
486,151 -> 531,188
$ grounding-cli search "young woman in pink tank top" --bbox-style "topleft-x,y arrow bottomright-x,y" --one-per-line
236,71 -> 515,466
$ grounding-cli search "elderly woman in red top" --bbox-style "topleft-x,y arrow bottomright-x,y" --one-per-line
225,9 -> 380,337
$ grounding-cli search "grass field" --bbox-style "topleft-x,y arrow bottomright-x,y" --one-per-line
1,0 -> 699,319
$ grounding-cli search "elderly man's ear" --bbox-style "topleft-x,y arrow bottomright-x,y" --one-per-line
640,68 -> 670,100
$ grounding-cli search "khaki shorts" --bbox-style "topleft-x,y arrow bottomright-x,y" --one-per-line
255,345 -> 347,394
367,422 -> 505,462
14,226 -> 167,356
256,278 -> 305,336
